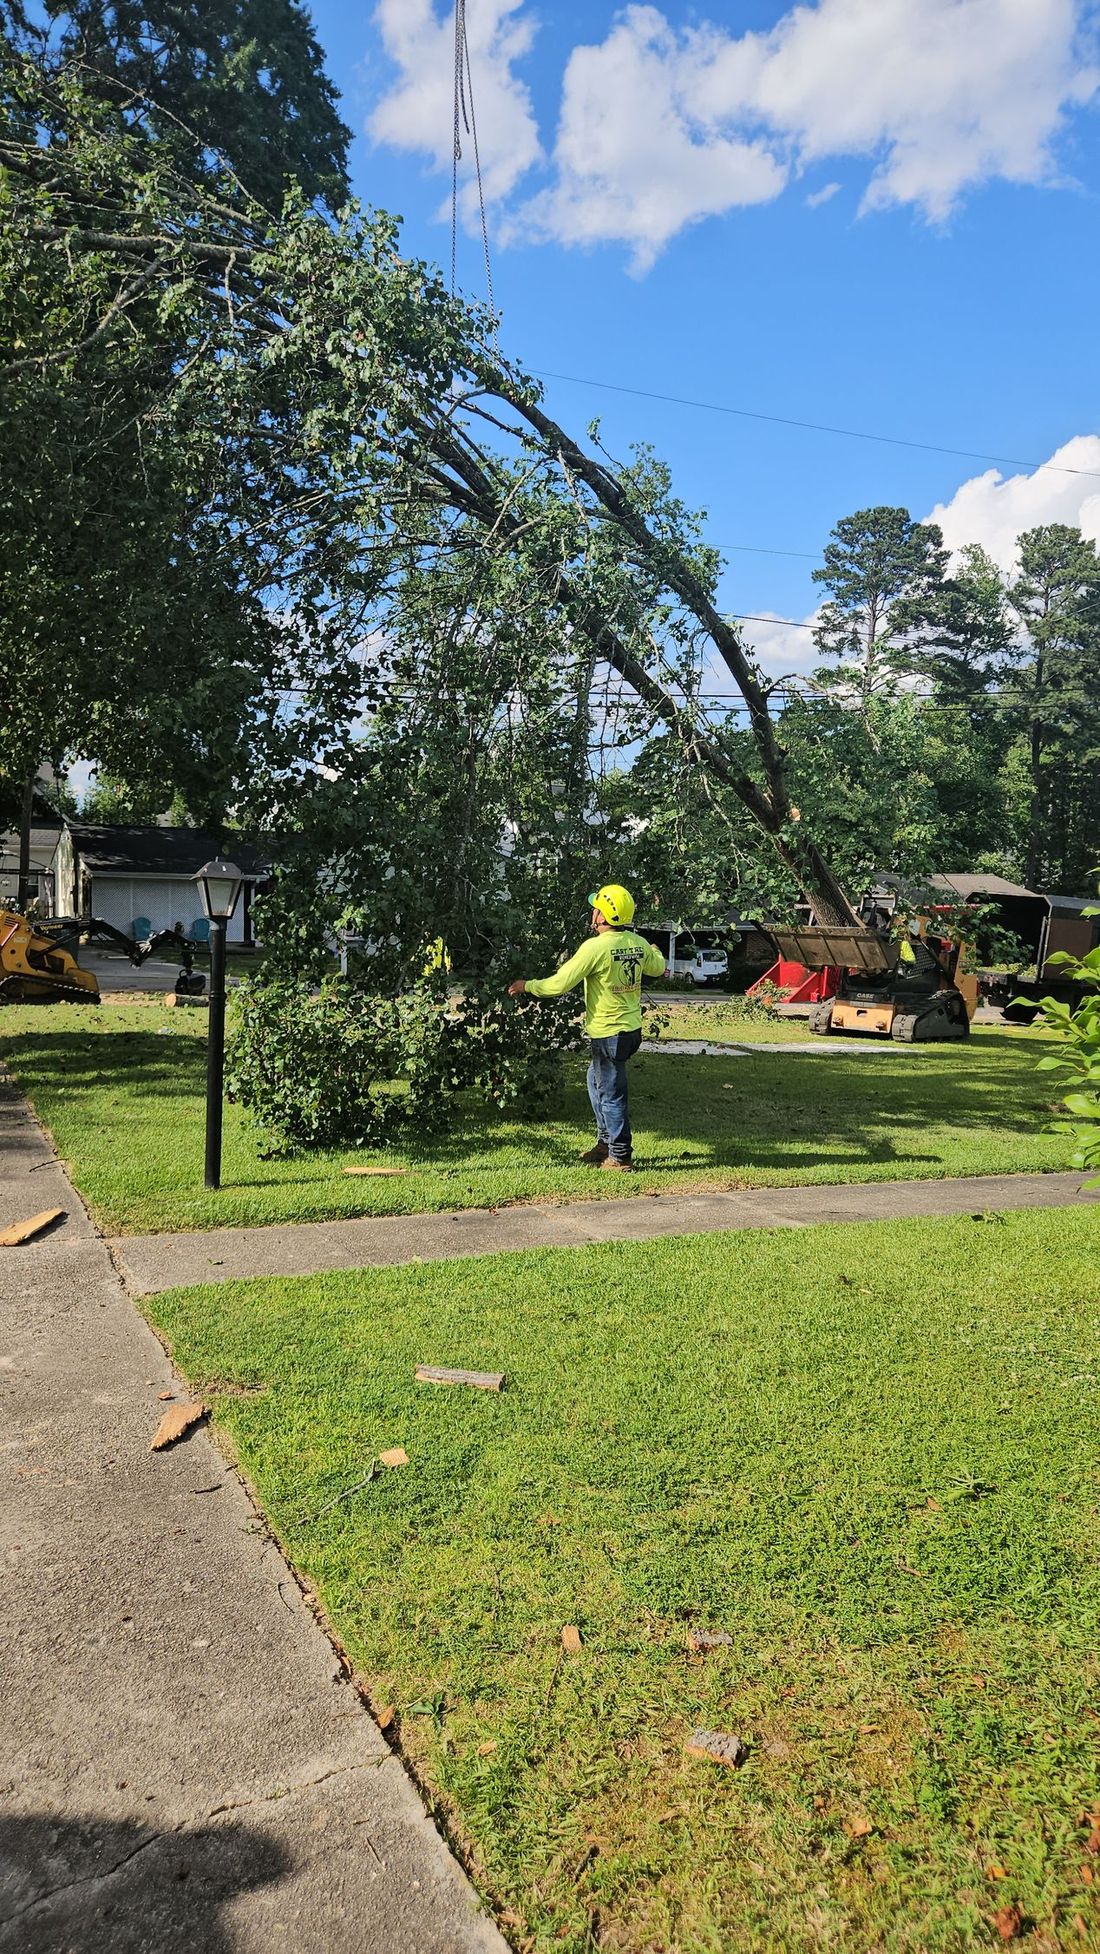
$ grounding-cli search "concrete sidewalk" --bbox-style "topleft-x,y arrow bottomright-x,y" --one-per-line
0,1076 -> 507,1954
114,1169 -> 1099,1296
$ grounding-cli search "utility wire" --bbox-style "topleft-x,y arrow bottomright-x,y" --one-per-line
530,368 -> 1100,482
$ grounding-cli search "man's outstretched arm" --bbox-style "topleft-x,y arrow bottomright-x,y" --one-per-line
508,939 -> 599,999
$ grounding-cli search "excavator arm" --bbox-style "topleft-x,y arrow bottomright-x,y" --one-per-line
1,911 -> 205,1006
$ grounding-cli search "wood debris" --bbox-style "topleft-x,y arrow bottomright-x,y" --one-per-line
150,1401 -> 206,1450
993,1905 -> 1024,1941
685,1729 -> 747,1769
375,1705 -> 395,1732
686,1627 -> 732,1653
560,1625 -> 583,1653
378,1447 -> 408,1468
0,1208 -> 64,1246
415,1364 -> 505,1392
476,1739 -> 497,1756
343,1166 -> 407,1177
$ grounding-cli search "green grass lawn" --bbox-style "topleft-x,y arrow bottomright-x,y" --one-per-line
649,1000 -> 816,1043
0,1002 -> 1068,1235
148,1206 -> 1100,1951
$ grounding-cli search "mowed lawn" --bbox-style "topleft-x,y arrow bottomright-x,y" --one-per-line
650,1000 -> 818,1043
0,1001 -> 1069,1235
149,1207 -> 1100,1952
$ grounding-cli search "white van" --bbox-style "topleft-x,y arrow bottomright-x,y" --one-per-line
669,944 -> 729,986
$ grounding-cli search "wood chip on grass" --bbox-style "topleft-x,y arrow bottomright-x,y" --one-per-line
560,1625 -> 583,1653
0,1208 -> 65,1246
415,1365 -> 505,1392
378,1447 -> 408,1468
685,1729 -> 747,1769
686,1627 -> 732,1653
343,1166 -> 408,1178
150,1401 -> 206,1450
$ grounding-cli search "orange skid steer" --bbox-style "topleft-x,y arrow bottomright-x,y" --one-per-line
765,923 -> 977,1042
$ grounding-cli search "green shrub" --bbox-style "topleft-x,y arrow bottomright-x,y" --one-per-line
226,975 -> 579,1153
1027,871 -> 1100,1182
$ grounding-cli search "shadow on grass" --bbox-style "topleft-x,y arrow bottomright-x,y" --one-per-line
1,1023 -> 1053,1196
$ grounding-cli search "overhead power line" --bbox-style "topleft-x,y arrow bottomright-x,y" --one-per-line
531,368 -> 1100,482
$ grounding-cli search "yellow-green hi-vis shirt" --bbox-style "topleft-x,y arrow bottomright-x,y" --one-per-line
526,930 -> 666,1038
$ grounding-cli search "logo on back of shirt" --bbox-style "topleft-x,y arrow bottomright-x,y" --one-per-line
610,942 -> 643,985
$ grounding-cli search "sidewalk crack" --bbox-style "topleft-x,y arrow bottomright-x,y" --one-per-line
3,1825 -> 183,1923
206,1758 -> 384,1818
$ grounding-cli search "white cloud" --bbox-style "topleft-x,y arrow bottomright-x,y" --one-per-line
733,437 -> 1100,687
368,1 -> 1098,267
516,0 -> 1098,263
516,9 -> 787,272
715,611 -> 823,684
925,435 -> 1100,573
369,0 -> 542,221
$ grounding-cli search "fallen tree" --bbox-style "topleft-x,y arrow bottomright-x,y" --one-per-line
2,38 -> 859,928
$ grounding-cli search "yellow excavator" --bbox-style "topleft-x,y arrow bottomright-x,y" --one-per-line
0,910 -> 203,1005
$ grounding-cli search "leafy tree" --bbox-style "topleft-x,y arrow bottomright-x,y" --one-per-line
0,3 -> 350,836
3,40 -> 889,1146
1008,525 -> 1100,890
598,735 -> 781,929
79,774 -> 191,823
0,52 -> 861,925
811,506 -> 950,705
27,0 -> 349,208
778,691 -> 944,890
1028,869 -> 1100,1181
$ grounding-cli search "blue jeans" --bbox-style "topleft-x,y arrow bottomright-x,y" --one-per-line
587,1029 -> 642,1162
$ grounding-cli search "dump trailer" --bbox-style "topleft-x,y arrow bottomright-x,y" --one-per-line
765,919 -> 977,1042
924,874 -> 1100,1019
0,911 -> 204,1005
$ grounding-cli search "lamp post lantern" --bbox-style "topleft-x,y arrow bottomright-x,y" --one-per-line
194,858 -> 245,1190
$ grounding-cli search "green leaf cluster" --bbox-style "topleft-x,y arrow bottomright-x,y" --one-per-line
1029,875 -> 1100,1180
226,973 -> 582,1154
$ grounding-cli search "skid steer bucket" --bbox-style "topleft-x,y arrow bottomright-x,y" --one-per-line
765,927 -> 894,974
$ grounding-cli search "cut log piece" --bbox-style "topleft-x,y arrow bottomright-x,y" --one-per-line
0,1208 -> 65,1246
415,1365 -> 505,1391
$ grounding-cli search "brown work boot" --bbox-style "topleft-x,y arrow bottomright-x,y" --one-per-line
580,1141 -> 609,1166
601,1155 -> 633,1173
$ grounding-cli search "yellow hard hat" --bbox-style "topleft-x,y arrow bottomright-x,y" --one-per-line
589,882 -> 636,927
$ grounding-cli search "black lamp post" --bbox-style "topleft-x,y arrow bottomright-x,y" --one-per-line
194,858 -> 245,1190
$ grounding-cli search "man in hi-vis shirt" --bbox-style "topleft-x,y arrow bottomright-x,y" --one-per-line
508,883 -> 665,1172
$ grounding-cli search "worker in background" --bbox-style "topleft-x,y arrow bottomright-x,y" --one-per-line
508,884 -> 665,1172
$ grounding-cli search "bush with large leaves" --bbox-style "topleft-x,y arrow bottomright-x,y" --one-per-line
1029,873 -> 1100,1182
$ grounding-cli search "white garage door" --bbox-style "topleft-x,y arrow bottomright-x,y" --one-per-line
90,876 -> 247,941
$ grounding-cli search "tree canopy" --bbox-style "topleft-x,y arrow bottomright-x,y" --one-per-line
3,21 -> 1097,960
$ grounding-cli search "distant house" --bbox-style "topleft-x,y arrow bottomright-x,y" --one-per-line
0,796 -> 65,912
54,825 -> 274,944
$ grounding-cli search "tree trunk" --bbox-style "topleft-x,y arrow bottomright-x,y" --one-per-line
429,397 -> 863,930
1025,653 -> 1044,888
17,772 -> 35,913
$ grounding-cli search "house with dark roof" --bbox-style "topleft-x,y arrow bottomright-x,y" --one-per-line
55,825 -> 274,943
0,794 -> 65,912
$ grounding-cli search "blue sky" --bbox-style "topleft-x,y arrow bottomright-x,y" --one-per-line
304,0 -> 1100,677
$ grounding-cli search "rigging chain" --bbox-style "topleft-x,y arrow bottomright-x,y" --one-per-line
450,0 -> 497,333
